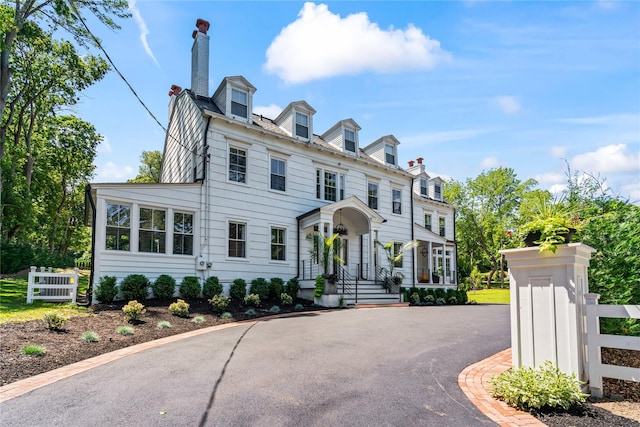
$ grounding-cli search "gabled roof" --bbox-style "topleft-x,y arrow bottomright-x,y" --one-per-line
320,118 -> 362,140
363,134 -> 400,151
274,100 -> 316,124
212,76 -> 257,100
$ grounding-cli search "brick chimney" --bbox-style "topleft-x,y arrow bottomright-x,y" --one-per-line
408,160 -> 415,167
191,18 -> 210,98
416,157 -> 423,165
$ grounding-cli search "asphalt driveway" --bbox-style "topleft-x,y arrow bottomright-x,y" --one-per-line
1,305 -> 510,426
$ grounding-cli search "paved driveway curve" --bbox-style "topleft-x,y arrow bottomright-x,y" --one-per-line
1,305 -> 510,426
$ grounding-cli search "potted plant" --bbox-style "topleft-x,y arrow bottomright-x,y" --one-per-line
518,198 -> 582,253
375,240 -> 418,292
307,232 -> 343,294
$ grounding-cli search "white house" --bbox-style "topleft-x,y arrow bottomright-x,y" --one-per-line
86,19 -> 457,304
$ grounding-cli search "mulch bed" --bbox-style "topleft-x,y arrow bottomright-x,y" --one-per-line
0,298 -> 324,386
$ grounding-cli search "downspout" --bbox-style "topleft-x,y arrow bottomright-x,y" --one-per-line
296,216 -> 300,278
81,184 -> 97,306
410,177 -> 415,287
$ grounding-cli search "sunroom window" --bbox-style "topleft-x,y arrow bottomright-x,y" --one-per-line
139,208 -> 166,253
106,203 -> 130,251
173,212 -> 194,255
231,88 -> 248,118
295,112 -> 309,139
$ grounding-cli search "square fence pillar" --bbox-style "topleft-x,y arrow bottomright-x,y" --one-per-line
500,243 -> 596,382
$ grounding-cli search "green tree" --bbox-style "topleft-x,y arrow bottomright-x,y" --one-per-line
445,168 -> 536,288
128,150 -> 162,183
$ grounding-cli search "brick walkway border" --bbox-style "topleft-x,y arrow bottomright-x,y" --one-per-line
458,348 -> 545,426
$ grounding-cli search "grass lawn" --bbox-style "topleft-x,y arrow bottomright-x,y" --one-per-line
0,270 -> 91,324
467,288 -> 510,304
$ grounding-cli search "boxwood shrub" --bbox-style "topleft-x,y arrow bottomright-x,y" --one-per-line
203,276 -> 223,299
95,276 -> 118,303
120,274 -> 150,301
179,276 -> 201,299
249,278 -> 270,300
152,274 -> 176,300
229,278 -> 247,300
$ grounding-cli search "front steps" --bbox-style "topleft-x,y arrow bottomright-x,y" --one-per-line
339,281 -> 402,305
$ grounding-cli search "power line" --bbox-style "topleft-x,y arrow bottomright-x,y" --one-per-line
67,0 -> 196,154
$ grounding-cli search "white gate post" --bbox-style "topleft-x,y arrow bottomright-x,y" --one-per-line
584,293 -> 602,397
500,243 -> 596,382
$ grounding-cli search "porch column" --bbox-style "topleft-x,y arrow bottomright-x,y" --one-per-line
428,241 -> 433,283
441,247 -> 446,284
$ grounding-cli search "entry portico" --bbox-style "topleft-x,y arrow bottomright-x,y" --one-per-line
297,196 -> 386,282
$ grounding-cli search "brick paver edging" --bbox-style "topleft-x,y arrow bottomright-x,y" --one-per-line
458,348 -> 546,426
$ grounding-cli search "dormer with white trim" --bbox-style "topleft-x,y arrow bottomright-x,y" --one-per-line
321,118 -> 361,156
430,176 -> 444,201
212,76 -> 257,124
274,101 -> 316,141
362,135 -> 400,168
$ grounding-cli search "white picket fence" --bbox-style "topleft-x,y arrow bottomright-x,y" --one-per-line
26,266 -> 79,304
585,293 -> 640,398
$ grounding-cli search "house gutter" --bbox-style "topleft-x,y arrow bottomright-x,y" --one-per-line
82,184 -> 97,306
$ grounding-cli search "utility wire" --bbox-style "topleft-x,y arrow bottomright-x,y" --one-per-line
67,0 -> 196,154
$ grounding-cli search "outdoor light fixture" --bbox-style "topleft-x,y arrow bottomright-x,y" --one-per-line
333,209 -> 348,236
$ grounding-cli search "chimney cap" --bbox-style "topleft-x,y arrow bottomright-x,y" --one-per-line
408,160 -> 415,167
416,157 -> 423,164
192,18 -> 210,38
168,85 -> 182,97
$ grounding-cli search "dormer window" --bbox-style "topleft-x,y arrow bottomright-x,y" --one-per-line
295,112 -> 309,139
434,183 -> 442,200
231,88 -> 248,118
344,129 -> 356,153
385,144 -> 396,165
420,179 -> 428,196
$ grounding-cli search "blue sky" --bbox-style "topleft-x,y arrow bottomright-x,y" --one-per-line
77,1 -> 640,202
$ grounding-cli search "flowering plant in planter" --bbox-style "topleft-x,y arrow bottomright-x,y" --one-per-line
518,199 -> 582,253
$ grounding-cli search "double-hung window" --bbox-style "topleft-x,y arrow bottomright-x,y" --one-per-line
270,158 -> 286,191
392,189 -> 402,214
229,222 -> 246,258
295,112 -> 309,139
368,182 -> 378,210
439,217 -> 446,237
106,203 -> 130,251
173,212 -> 194,255
385,144 -> 395,165
229,147 -> 247,183
139,208 -> 166,253
420,179 -> 428,197
316,168 -> 337,201
271,227 -> 286,261
425,213 -> 432,231
434,183 -> 442,200
344,129 -> 356,153
339,174 -> 345,200
231,88 -> 248,118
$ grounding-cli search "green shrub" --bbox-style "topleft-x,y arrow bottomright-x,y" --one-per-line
456,289 -> 468,304
116,326 -> 134,336
43,311 -> 68,331
436,297 -> 446,305
270,305 -> 281,313
95,276 -> 118,303
410,292 -> 420,304
203,276 -> 223,299
221,312 -> 233,319
280,293 -> 293,306
0,242 -> 75,274
489,361 -> 588,411
269,278 -> 284,298
447,296 -> 458,304
285,277 -> 300,298
294,303 -> 304,311
22,345 -> 46,355
81,331 -> 100,342
169,299 -> 190,317
209,295 -> 230,314
314,275 -> 324,297
424,294 -> 435,303
192,316 -> 205,324
120,274 -> 150,301
250,278 -> 270,300
179,276 -> 201,299
157,320 -> 172,329
229,278 -> 247,300
244,308 -> 256,316
244,293 -> 261,307
152,275 -> 176,300
434,288 -> 446,300
122,300 -> 146,322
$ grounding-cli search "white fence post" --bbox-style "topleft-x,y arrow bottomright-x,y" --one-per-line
27,266 -> 37,304
585,293 -> 602,398
26,267 -> 79,305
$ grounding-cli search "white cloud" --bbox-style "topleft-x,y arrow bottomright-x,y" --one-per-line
128,0 -> 159,67
480,156 -> 501,168
95,162 -> 134,182
535,171 -> 565,185
253,104 -> 283,119
97,136 -> 112,154
493,96 -> 521,115
549,184 -> 567,196
571,144 -> 640,174
556,114 -> 637,125
264,2 -> 450,84
549,145 -> 568,158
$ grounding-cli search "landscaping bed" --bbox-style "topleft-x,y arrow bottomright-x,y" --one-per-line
0,297 -> 322,386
